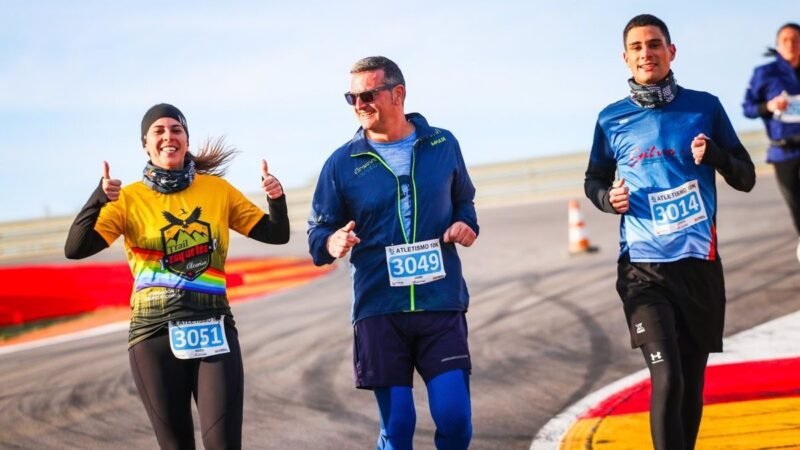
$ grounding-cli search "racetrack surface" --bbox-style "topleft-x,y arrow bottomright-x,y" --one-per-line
1,173 -> 798,449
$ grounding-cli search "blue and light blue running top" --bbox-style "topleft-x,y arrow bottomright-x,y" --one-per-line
586,87 -> 755,263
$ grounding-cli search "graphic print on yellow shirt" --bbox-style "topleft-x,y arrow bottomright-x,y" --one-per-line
95,175 -> 262,296
160,206 -> 214,282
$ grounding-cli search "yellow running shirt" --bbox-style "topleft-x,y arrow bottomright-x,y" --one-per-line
95,174 -> 263,346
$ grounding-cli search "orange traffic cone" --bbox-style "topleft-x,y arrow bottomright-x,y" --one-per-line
568,199 -> 597,254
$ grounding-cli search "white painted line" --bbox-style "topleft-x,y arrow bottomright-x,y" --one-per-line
530,310 -> 800,449
708,311 -> 800,364
0,321 -> 128,356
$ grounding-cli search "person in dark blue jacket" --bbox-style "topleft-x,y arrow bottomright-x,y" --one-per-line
743,23 -> 800,260
308,56 -> 478,450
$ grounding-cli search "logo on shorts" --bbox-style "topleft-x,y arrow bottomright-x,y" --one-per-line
650,352 -> 664,364
441,354 -> 470,363
635,322 -> 646,334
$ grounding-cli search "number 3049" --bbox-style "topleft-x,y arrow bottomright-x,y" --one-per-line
389,251 -> 441,277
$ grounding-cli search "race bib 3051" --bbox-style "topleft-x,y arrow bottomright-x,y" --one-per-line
168,316 -> 230,359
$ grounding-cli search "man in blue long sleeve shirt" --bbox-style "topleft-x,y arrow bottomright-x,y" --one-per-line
584,14 -> 755,450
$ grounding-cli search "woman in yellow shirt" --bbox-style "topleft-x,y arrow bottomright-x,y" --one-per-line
65,103 -> 289,449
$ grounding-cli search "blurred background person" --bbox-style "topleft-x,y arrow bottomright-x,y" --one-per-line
743,23 -> 800,260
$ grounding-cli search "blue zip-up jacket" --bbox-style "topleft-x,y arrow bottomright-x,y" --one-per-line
307,113 -> 479,324
743,52 -> 800,163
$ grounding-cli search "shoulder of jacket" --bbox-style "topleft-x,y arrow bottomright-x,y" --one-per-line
425,127 -> 455,147
324,141 -> 355,166
755,59 -> 782,75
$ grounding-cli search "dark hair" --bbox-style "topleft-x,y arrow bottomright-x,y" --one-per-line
350,56 -> 406,87
141,103 -> 236,176
777,22 -> 800,39
623,14 -> 671,46
188,137 -> 238,176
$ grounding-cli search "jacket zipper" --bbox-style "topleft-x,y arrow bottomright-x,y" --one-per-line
351,143 -> 420,311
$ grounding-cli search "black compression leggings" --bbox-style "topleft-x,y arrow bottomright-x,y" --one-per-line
640,339 -> 709,450
128,326 -> 244,450
773,158 -> 800,235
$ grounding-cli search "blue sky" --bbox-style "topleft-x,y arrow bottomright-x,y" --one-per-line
0,1 -> 796,222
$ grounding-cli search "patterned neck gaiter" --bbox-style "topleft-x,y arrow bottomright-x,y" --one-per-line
142,159 -> 196,194
628,71 -> 678,108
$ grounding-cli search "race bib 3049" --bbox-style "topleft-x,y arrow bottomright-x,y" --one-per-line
385,238 -> 446,287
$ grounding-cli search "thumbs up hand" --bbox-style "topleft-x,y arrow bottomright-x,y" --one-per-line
102,161 -> 122,202
609,178 -> 629,214
326,220 -> 360,258
261,159 -> 284,200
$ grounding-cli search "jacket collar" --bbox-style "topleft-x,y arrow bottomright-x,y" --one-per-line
349,113 -> 436,156
766,48 -> 799,73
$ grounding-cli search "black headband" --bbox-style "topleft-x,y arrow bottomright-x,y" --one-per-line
141,103 -> 189,144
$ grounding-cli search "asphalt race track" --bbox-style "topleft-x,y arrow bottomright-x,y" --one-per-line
1,174 -> 799,450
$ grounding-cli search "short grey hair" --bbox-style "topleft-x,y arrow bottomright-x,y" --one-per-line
350,56 -> 405,87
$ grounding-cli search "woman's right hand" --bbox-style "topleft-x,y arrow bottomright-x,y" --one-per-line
261,159 -> 284,200
102,161 -> 122,201
767,92 -> 789,113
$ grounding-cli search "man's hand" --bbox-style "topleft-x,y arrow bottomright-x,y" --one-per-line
691,133 -> 708,165
609,178 -> 629,213
326,220 -> 360,258
442,221 -> 477,247
102,161 -> 122,201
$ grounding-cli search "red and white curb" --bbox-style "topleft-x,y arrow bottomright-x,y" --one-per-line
530,310 -> 800,449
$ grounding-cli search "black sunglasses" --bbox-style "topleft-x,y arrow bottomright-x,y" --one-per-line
344,84 -> 398,106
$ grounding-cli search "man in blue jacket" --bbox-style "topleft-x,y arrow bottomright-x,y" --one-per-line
308,56 -> 478,450
743,23 -> 800,260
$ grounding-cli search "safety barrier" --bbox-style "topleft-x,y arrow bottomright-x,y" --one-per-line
0,257 -> 332,326
0,130 -> 768,262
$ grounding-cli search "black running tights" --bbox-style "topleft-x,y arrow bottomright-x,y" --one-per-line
640,339 -> 709,450
773,158 -> 800,235
128,327 -> 244,450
